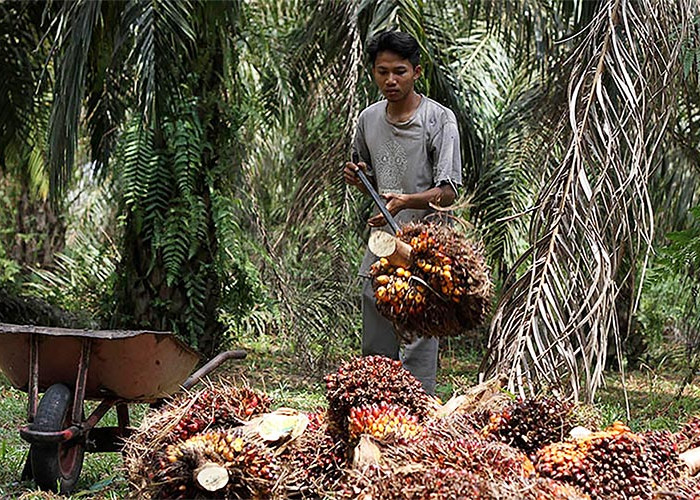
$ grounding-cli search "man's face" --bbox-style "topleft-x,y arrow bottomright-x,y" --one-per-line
372,50 -> 421,103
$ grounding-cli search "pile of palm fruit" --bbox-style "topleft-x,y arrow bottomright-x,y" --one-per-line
534,423 -> 684,499
124,356 -> 700,499
123,380 -> 274,498
368,221 -> 492,342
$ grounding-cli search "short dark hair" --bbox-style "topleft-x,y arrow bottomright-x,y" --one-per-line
367,31 -> 420,68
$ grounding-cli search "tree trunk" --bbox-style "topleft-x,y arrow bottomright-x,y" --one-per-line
11,188 -> 65,270
111,194 -> 222,357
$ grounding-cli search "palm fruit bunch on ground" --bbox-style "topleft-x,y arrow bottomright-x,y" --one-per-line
123,381 -> 271,496
653,475 -> 700,499
675,415 -> 700,452
167,385 -> 271,443
275,409 -> 346,498
338,465 -> 510,499
348,401 -> 423,443
535,421 -> 683,499
368,221 -> 492,342
641,430 -> 685,483
482,395 -> 576,456
324,355 -> 433,439
377,429 -> 536,482
153,429 -> 277,498
339,460 -> 588,499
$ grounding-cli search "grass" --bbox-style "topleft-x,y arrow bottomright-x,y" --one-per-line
0,338 -> 699,499
596,365 -> 700,431
0,379 -> 136,499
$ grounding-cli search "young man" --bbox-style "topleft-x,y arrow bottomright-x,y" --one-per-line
343,31 -> 462,394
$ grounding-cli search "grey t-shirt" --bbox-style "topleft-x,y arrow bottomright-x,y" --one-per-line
353,95 -> 463,277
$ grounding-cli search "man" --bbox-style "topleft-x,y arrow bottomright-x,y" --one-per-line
343,31 -> 462,394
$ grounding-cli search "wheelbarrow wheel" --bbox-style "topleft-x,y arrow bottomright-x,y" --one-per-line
30,383 -> 85,494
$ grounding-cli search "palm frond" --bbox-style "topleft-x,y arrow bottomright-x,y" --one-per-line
0,1 -> 49,178
453,0 -> 601,66
47,0 -> 102,199
482,0 -> 694,401
84,1 -> 128,178
120,0 -> 196,125
283,0 -> 362,229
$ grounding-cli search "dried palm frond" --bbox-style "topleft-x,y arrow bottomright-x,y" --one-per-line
482,0 -> 696,401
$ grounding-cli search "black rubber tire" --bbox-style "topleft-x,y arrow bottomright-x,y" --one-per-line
29,383 -> 85,494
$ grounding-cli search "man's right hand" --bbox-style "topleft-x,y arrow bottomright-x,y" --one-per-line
343,161 -> 368,189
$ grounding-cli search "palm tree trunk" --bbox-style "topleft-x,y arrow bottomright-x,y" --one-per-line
11,186 -> 65,269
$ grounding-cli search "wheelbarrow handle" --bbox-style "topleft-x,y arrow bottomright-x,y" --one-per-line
352,155 -> 401,235
181,350 -> 247,390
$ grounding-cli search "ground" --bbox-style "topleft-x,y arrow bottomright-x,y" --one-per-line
1,338 -> 699,499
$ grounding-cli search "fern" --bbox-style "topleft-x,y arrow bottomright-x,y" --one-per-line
160,204 -> 190,286
118,117 -> 155,211
169,106 -> 203,199
142,153 -> 171,236
184,269 -> 207,346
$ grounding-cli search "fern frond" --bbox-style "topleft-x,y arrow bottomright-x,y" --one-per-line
161,204 -> 190,286
169,104 -> 203,199
118,116 -> 156,211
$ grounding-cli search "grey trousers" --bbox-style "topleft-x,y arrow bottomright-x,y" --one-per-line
361,277 -> 438,395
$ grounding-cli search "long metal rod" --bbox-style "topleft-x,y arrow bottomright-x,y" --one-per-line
354,168 -> 401,235
28,333 -> 39,422
116,402 -> 130,430
181,350 -> 247,390
72,339 -> 92,425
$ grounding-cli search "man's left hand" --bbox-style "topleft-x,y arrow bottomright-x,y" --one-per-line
367,193 -> 409,227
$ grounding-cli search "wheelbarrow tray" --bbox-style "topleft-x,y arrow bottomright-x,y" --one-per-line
0,323 -> 200,401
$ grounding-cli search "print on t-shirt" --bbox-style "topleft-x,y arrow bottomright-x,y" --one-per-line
376,139 -> 407,194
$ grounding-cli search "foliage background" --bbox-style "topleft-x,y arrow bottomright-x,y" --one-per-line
0,0 -> 699,391
1,1 -> 700,497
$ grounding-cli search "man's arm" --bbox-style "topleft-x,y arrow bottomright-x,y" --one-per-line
367,183 -> 456,227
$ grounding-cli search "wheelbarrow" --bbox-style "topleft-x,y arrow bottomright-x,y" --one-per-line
0,322 -> 246,494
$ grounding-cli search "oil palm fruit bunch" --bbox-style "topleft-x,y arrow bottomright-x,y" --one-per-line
482,396 -> 575,455
675,414 -> 700,452
653,475 -> 700,499
342,465 -> 589,500
423,412 -> 487,450
641,430 -> 684,484
383,433 -> 535,481
535,422 -> 682,499
123,382 -> 272,496
154,429 -> 277,498
527,478 -> 590,500
368,221 -> 492,342
275,409 -> 346,497
348,402 -> 422,443
168,385 -> 271,443
339,465 -> 503,499
325,355 -> 432,439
